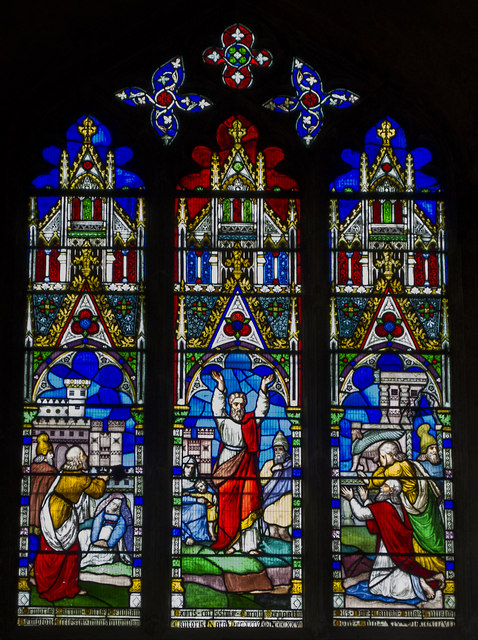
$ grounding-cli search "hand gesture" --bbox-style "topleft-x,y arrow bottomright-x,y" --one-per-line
357,470 -> 368,482
260,372 -> 275,392
340,486 -> 354,501
358,486 -> 369,502
211,369 -> 225,391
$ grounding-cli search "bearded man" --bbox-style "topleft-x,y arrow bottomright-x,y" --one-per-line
210,369 -> 273,554
34,446 -> 108,601
364,440 -> 445,574
341,480 -> 444,602
416,424 -> 443,484
260,429 -> 292,541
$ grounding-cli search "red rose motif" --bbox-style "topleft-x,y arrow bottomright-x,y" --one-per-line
301,90 -> 319,108
155,89 -> 175,108
224,311 -> 251,339
72,309 -> 99,336
375,311 -> 403,339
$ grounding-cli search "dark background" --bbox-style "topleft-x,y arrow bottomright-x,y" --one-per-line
3,1 -> 478,638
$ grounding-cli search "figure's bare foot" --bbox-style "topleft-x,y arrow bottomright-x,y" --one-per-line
225,547 -> 235,555
249,549 -> 259,555
185,537 -> 194,546
78,590 -> 87,595
420,578 -> 435,600
208,526 -> 216,541
431,572 -> 445,589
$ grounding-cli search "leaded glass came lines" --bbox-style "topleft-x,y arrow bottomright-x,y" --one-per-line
18,116 -> 145,627
171,115 -> 303,629
329,118 -> 454,628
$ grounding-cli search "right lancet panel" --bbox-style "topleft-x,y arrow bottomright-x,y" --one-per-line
330,118 -> 454,627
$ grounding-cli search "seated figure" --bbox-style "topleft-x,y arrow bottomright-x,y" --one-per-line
182,456 -> 214,545
80,492 -> 133,569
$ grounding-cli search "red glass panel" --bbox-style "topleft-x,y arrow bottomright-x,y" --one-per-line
112,249 -> 123,282
233,198 -> 241,222
429,252 -> 439,286
394,200 -> 403,223
72,197 -> 81,220
49,247 -> 60,282
338,251 -> 348,284
351,251 -> 362,284
35,248 -> 46,281
414,252 -> 425,285
127,248 -> 137,282
93,198 -> 102,220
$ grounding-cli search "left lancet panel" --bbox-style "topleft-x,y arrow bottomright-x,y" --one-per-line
18,116 -> 145,626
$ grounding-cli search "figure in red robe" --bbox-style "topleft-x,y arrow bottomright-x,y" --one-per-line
341,479 -> 444,602
210,370 -> 273,554
35,446 -> 108,601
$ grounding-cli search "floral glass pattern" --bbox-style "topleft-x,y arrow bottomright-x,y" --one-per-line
264,58 -> 359,146
203,24 -> 272,89
116,56 -> 212,144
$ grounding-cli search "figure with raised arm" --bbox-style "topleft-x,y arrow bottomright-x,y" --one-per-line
210,369 -> 273,554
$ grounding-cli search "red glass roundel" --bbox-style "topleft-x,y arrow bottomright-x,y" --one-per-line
155,90 -> 174,108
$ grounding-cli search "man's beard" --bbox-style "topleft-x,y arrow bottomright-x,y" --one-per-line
274,451 -> 289,465
376,491 -> 401,505
230,407 -> 245,422
426,451 -> 441,465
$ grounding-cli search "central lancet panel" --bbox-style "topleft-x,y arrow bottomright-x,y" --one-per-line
171,115 -> 303,628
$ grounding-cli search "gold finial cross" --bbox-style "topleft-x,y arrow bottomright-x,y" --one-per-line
375,243 -> 402,281
377,120 -> 396,147
73,240 -> 99,278
78,117 -> 98,144
228,119 -> 247,149
224,242 -> 250,280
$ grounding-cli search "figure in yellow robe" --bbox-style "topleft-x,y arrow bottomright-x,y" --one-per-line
367,441 -> 445,573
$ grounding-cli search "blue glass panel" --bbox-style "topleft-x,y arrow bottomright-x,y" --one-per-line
264,252 -> 274,283
201,250 -> 211,283
186,249 -> 197,283
278,252 -> 289,284
42,146 -> 62,165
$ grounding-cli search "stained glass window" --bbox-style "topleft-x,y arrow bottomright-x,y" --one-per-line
330,118 -> 454,627
18,116 -> 145,626
171,115 -> 303,629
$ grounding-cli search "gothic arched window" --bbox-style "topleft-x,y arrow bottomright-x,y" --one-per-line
6,4 -> 475,638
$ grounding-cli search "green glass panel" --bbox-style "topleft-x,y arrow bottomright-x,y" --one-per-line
383,200 -> 392,223
223,199 -> 231,222
244,199 -> 252,222
82,198 -> 92,220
